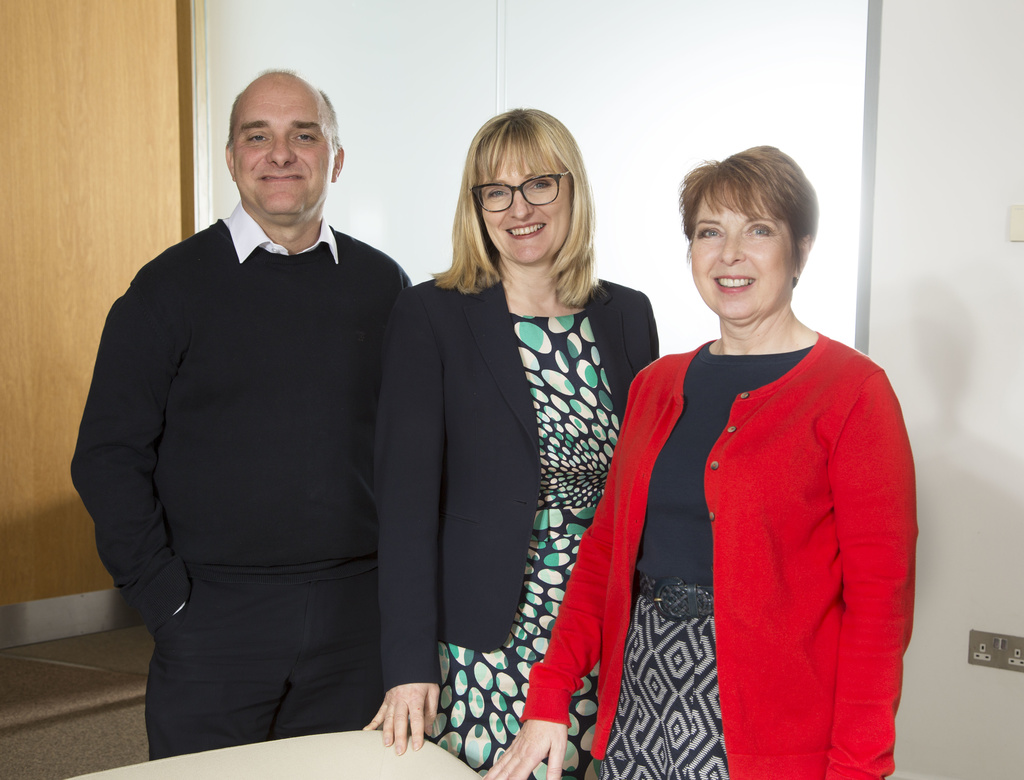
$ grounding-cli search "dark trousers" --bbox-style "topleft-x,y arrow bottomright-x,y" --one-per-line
145,569 -> 383,760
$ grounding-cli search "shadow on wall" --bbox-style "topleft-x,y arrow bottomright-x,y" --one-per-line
896,279 -> 1024,777
907,279 -> 1024,607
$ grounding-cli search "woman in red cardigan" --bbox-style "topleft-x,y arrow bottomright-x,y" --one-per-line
486,146 -> 917,780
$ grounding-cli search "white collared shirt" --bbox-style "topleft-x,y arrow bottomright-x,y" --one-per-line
224,203 -> 339,264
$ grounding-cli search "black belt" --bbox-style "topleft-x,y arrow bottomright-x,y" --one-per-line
638,571 -> 714,619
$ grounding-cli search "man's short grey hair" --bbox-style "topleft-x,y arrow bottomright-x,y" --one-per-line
226,69 -> 341,155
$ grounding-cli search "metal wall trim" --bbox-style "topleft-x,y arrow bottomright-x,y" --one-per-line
0,590 -> 142,650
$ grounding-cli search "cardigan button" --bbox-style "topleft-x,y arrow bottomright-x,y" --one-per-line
709,511 -> 715,521
740,392 -> 750,399
727,426 -> 736,433
710,461 -> 719,470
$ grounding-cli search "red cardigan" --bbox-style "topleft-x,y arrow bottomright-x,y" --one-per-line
523,336 -> 917,780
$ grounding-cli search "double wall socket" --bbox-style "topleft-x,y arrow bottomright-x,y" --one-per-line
968,630 -> 1024,673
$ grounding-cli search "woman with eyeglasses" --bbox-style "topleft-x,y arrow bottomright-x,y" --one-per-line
365,108 -> 659,778
485,147 -> 917,780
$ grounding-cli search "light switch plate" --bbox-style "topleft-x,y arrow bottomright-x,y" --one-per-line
1011,205 -> 1024,242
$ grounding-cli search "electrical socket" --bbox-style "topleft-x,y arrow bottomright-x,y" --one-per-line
968,630 -> 1024,673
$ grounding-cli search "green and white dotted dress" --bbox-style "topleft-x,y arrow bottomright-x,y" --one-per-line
431,313 -> 620,780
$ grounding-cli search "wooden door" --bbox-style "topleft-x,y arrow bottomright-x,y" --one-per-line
0,0 -> 191,606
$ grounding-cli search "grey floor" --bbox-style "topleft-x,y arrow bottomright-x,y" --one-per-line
0,627 -> 152,780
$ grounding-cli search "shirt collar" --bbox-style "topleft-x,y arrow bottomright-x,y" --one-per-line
225,203 -> 339,264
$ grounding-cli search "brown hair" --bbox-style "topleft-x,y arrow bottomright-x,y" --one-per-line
679,146 -> 818,259
436,109 -> 599,308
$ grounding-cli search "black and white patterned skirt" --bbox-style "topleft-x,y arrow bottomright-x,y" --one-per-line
600,595 -> 729,780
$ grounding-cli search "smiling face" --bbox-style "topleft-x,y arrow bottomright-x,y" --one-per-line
225,74 -> 343,244
690,204 -> 811,334
479,165 -> 572,278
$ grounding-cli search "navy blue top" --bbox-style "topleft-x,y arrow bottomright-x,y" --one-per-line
637,342 -> 811,583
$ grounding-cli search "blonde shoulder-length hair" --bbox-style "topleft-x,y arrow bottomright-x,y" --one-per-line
435,108 -> 599,308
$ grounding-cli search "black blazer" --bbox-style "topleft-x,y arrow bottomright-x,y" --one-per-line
375,280 -> 659,688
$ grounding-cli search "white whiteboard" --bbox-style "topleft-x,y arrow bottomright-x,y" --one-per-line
205,0 -> 868,353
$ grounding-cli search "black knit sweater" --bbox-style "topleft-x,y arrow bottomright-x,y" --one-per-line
71,221 -> 410,632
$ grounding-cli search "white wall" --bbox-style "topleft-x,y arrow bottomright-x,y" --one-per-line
500,1 -> 868,353
204,0 -> 868,354
872,2 -> 1024,779
205,0 -> 496,280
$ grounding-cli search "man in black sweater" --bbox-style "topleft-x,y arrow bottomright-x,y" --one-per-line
71,70 -> 410,759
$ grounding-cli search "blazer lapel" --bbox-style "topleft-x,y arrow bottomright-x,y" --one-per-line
464,283 -> 539,453
586,284 -> 633,421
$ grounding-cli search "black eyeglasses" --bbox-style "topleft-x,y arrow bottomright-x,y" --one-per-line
471,172 -> 571,212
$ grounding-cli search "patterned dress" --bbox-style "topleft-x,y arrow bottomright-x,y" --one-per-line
431,313 -> 620,779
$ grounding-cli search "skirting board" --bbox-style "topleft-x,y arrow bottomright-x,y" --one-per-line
0,589 -> 143,649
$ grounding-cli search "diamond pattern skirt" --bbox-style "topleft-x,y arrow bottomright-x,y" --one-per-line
601,595 -> 729,780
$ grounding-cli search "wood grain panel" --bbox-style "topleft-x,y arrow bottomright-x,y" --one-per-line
0,0 -> 186,605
